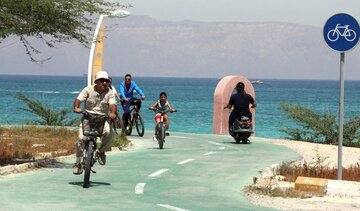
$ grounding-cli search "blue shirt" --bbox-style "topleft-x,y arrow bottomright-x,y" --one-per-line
119,81 -> 144,100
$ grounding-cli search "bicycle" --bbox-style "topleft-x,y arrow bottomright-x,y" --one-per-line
79,111 -> 109,188
124,99 -> 144,137
149,108 -> 177,149
327,24 -> 356,42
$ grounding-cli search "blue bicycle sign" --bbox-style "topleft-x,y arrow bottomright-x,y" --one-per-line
323,13 -> 360,52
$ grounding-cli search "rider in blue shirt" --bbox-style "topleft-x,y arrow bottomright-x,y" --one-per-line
119,74 -> 146,129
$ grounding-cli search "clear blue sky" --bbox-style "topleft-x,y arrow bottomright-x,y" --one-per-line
124,0 -> 360,27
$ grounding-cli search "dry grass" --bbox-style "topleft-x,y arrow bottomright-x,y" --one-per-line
245,162 -> 360,198
279,145 -> 360,182
0,126 -> 77,166
244,185 -> 316,199
279,161 -> 360,182
245,146 -> 360,198
0,126 -> 130,166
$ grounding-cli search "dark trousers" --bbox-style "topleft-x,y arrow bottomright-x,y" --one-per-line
121,98 -> 142,126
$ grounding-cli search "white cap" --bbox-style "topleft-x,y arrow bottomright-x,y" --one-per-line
94,71 -> 109,82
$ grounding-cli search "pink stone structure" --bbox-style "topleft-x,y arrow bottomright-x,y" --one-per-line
213,76 -> 255,135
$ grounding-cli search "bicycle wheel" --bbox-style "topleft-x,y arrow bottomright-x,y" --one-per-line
135,113 -> 145,137
125,119 -> 132,136
327,29 -> 339,42
83,140 -> 95,188
158,123 -> 166,149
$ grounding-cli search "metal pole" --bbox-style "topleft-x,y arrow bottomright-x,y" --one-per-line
337,52 -> 345,180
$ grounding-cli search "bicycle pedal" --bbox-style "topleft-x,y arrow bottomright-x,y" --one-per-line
91,170 -> 97,173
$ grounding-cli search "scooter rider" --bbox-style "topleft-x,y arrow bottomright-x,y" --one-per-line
224,82 -> 256,136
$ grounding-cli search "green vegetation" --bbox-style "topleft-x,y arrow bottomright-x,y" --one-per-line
16,93 -> 78,126
0,0 -> 128,61
112,133 -> 131,150
280,103 -> 360,147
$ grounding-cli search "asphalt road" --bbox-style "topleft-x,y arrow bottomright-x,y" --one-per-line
0,132 -> 300,211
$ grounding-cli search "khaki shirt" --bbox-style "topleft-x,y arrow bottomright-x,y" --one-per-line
77,86 -> 116,115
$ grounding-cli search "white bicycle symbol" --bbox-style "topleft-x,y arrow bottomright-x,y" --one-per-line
327,24 -> 356,42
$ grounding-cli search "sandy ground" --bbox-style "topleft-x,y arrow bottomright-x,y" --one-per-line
246,137 -> 360,211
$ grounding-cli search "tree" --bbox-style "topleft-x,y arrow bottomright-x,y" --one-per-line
0,0 -> 127,62
280,103 -> 360,147
16,93 -> 78,126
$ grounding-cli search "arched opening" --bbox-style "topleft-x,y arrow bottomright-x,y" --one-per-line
213,75 -> 255,135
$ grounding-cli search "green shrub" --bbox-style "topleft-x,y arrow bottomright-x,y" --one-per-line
16,93 -> 78,126
280,103 -> 360,147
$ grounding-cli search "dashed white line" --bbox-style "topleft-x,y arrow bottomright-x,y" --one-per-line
203,152 -> 216,156
135,183 -> 146,194
208,141 -> 222,146
157,204 -> 190,211
171,135 -> 192,139
177,159 -> 195,165
219,146 -> 226,150
148,169 -> 169,177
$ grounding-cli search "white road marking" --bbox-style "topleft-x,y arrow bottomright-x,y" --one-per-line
177,159 -> 195,165
157,204 -> 190,211
135,183 -> 146,194
208,141 -> 222,146
148,169 -> 169,177
219,146 -> 226,150
223,144 -> 239,150
203,152 -> 216,156
171,135 -> 192,139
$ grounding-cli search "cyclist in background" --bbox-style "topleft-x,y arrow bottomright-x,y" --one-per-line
149,92 -> 176,141
119,74 -> 145,130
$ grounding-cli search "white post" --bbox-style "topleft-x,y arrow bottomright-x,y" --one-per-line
87,10 -> 130,86
87,15 -> 105,86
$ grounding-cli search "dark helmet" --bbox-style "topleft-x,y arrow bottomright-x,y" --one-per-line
235,82 -> 245,91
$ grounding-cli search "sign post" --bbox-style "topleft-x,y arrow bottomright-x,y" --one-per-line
323,13 -> 359,180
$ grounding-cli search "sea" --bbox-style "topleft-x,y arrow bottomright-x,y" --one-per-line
0,75 -> 359,139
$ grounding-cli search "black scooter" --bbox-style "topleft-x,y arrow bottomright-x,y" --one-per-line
230,116 -> 252,144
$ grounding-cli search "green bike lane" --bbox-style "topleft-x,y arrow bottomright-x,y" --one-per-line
0,132 -> 300,211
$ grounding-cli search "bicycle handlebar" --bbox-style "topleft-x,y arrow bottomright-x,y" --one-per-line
148,107 -> 177,113
76,110 -> 110,120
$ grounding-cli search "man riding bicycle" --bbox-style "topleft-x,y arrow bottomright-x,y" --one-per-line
72,71 -> 117,174
119,74 -> 145,130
